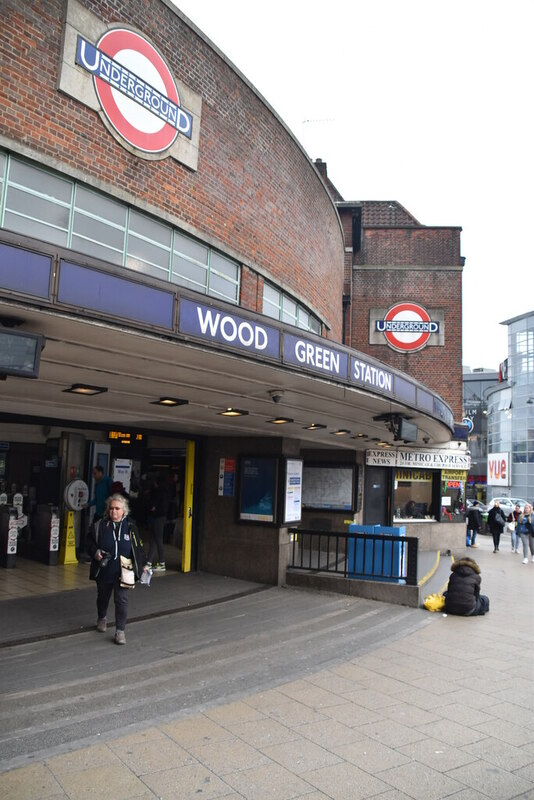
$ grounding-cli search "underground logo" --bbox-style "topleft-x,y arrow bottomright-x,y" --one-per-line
376,302 -> 439,352
76,29 -> 193,153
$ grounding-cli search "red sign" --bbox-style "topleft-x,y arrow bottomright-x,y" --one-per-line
376,302 -> 439,352
76,29 -> 193,154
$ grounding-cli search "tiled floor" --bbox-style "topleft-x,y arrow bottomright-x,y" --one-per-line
0,544 -> 181,601
0,558 -> 92,600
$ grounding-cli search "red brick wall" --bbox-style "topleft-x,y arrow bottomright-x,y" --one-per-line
352,266 -> 463,418
0,0 -> 344,340
342,219 -> 464,418
355,227 -> 462,266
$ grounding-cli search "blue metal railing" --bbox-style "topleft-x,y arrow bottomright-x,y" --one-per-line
288,528 -> 419,586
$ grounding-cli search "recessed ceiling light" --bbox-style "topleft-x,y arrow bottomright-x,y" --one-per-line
304,423 -> 327,431
332,429 -> 350,436
63,383 -> 107,396
151,397 -> 188,406
219,407 -> 249,417
267,417 -> 293,424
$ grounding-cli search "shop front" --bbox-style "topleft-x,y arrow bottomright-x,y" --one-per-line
367,448 -> 470,553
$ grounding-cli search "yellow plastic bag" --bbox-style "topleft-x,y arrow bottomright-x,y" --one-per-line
423,593 -> 445,612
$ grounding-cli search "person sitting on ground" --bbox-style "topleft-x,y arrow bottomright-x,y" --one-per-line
443,556 -> 489,616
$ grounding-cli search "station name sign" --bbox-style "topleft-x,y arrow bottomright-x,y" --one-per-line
178,297 -> 453,431
367,449 -> 471,470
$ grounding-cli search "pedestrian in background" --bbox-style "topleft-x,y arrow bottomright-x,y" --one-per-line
466,501 -> 482,548
146,473 -> 172,573
487,500 -> 507,553
516,502 -> 534,564
508,503 -> 522,553
86,465 -> 113,522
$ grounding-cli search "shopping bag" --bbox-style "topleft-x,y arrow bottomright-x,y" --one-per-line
120,556 -> 135,589
423,593 -> 445,612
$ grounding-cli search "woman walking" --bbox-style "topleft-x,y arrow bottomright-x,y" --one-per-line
487,500 -> 507,552
516,502 -> 534,564
87,493 -> 148,644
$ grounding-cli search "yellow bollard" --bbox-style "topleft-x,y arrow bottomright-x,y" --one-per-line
58,510 -> 78,564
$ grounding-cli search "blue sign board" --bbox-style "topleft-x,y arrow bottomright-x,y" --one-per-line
283,333 -> 348,379
179,298 -> 280,360
58,261 -> 174,329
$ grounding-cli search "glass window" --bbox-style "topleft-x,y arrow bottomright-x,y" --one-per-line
209,252 -> 239,302
263,283 -> 281,319
126,210 -> 172,278
211,251 -> 238,281
209,271 -> 237,302
282,296 -> 297,325
72,186 -> 126,264
171,253 -> 207,292
174,232 -> 208,264
309,316 -> 321,334
0,151 -> 241,303
0,151 -> 6,197
4,158 -> 71,244
262,281 -> 321,334
9,159 -> 72,204
3,211 -> 68,247
393,469 -> 434,520
298,309 -> 309,330
70,232 -> 123,264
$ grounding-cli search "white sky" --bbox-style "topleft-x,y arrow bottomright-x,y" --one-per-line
174,0 -> 533,371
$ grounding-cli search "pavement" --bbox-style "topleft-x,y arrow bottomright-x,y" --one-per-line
1,533 -> 533,800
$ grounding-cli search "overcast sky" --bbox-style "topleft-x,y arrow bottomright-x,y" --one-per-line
175,0 -> 533,371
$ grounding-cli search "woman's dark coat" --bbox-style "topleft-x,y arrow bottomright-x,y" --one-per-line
487,505 -> 507,534
444,557 -> 481,616
87,515 -> 146,582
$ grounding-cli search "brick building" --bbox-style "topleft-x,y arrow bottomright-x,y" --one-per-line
315,159 -> 464,420
0,1 -> 467,600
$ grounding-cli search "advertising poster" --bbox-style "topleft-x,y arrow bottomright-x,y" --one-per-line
239,457 -> 277,522
283,459 -> 303,524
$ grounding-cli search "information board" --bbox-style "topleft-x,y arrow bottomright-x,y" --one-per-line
302,464 -> 355,511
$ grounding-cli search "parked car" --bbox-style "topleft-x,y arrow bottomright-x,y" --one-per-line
466,499 -> 488,513
487,497 -> 529,516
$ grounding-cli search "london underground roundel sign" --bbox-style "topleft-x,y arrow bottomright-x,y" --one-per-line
377,302 -> 438,353
84,29 -> 191,154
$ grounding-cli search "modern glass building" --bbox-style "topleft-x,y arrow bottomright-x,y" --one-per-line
463,367 -> 498,501
486,311 -> 534,503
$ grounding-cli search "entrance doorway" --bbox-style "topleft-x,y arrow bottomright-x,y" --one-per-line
364,466 -> 391,526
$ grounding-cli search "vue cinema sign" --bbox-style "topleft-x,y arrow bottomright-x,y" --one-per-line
487,452 -> 510,486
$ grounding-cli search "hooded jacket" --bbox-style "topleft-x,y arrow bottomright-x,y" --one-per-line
444,557 -> 481,616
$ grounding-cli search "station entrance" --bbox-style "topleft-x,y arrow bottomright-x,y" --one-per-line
0,421 -> 195,583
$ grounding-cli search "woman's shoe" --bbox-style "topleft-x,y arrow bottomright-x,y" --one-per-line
522,558 -> 529,564
114,630 -> 126,645
96,618 -> 107,632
